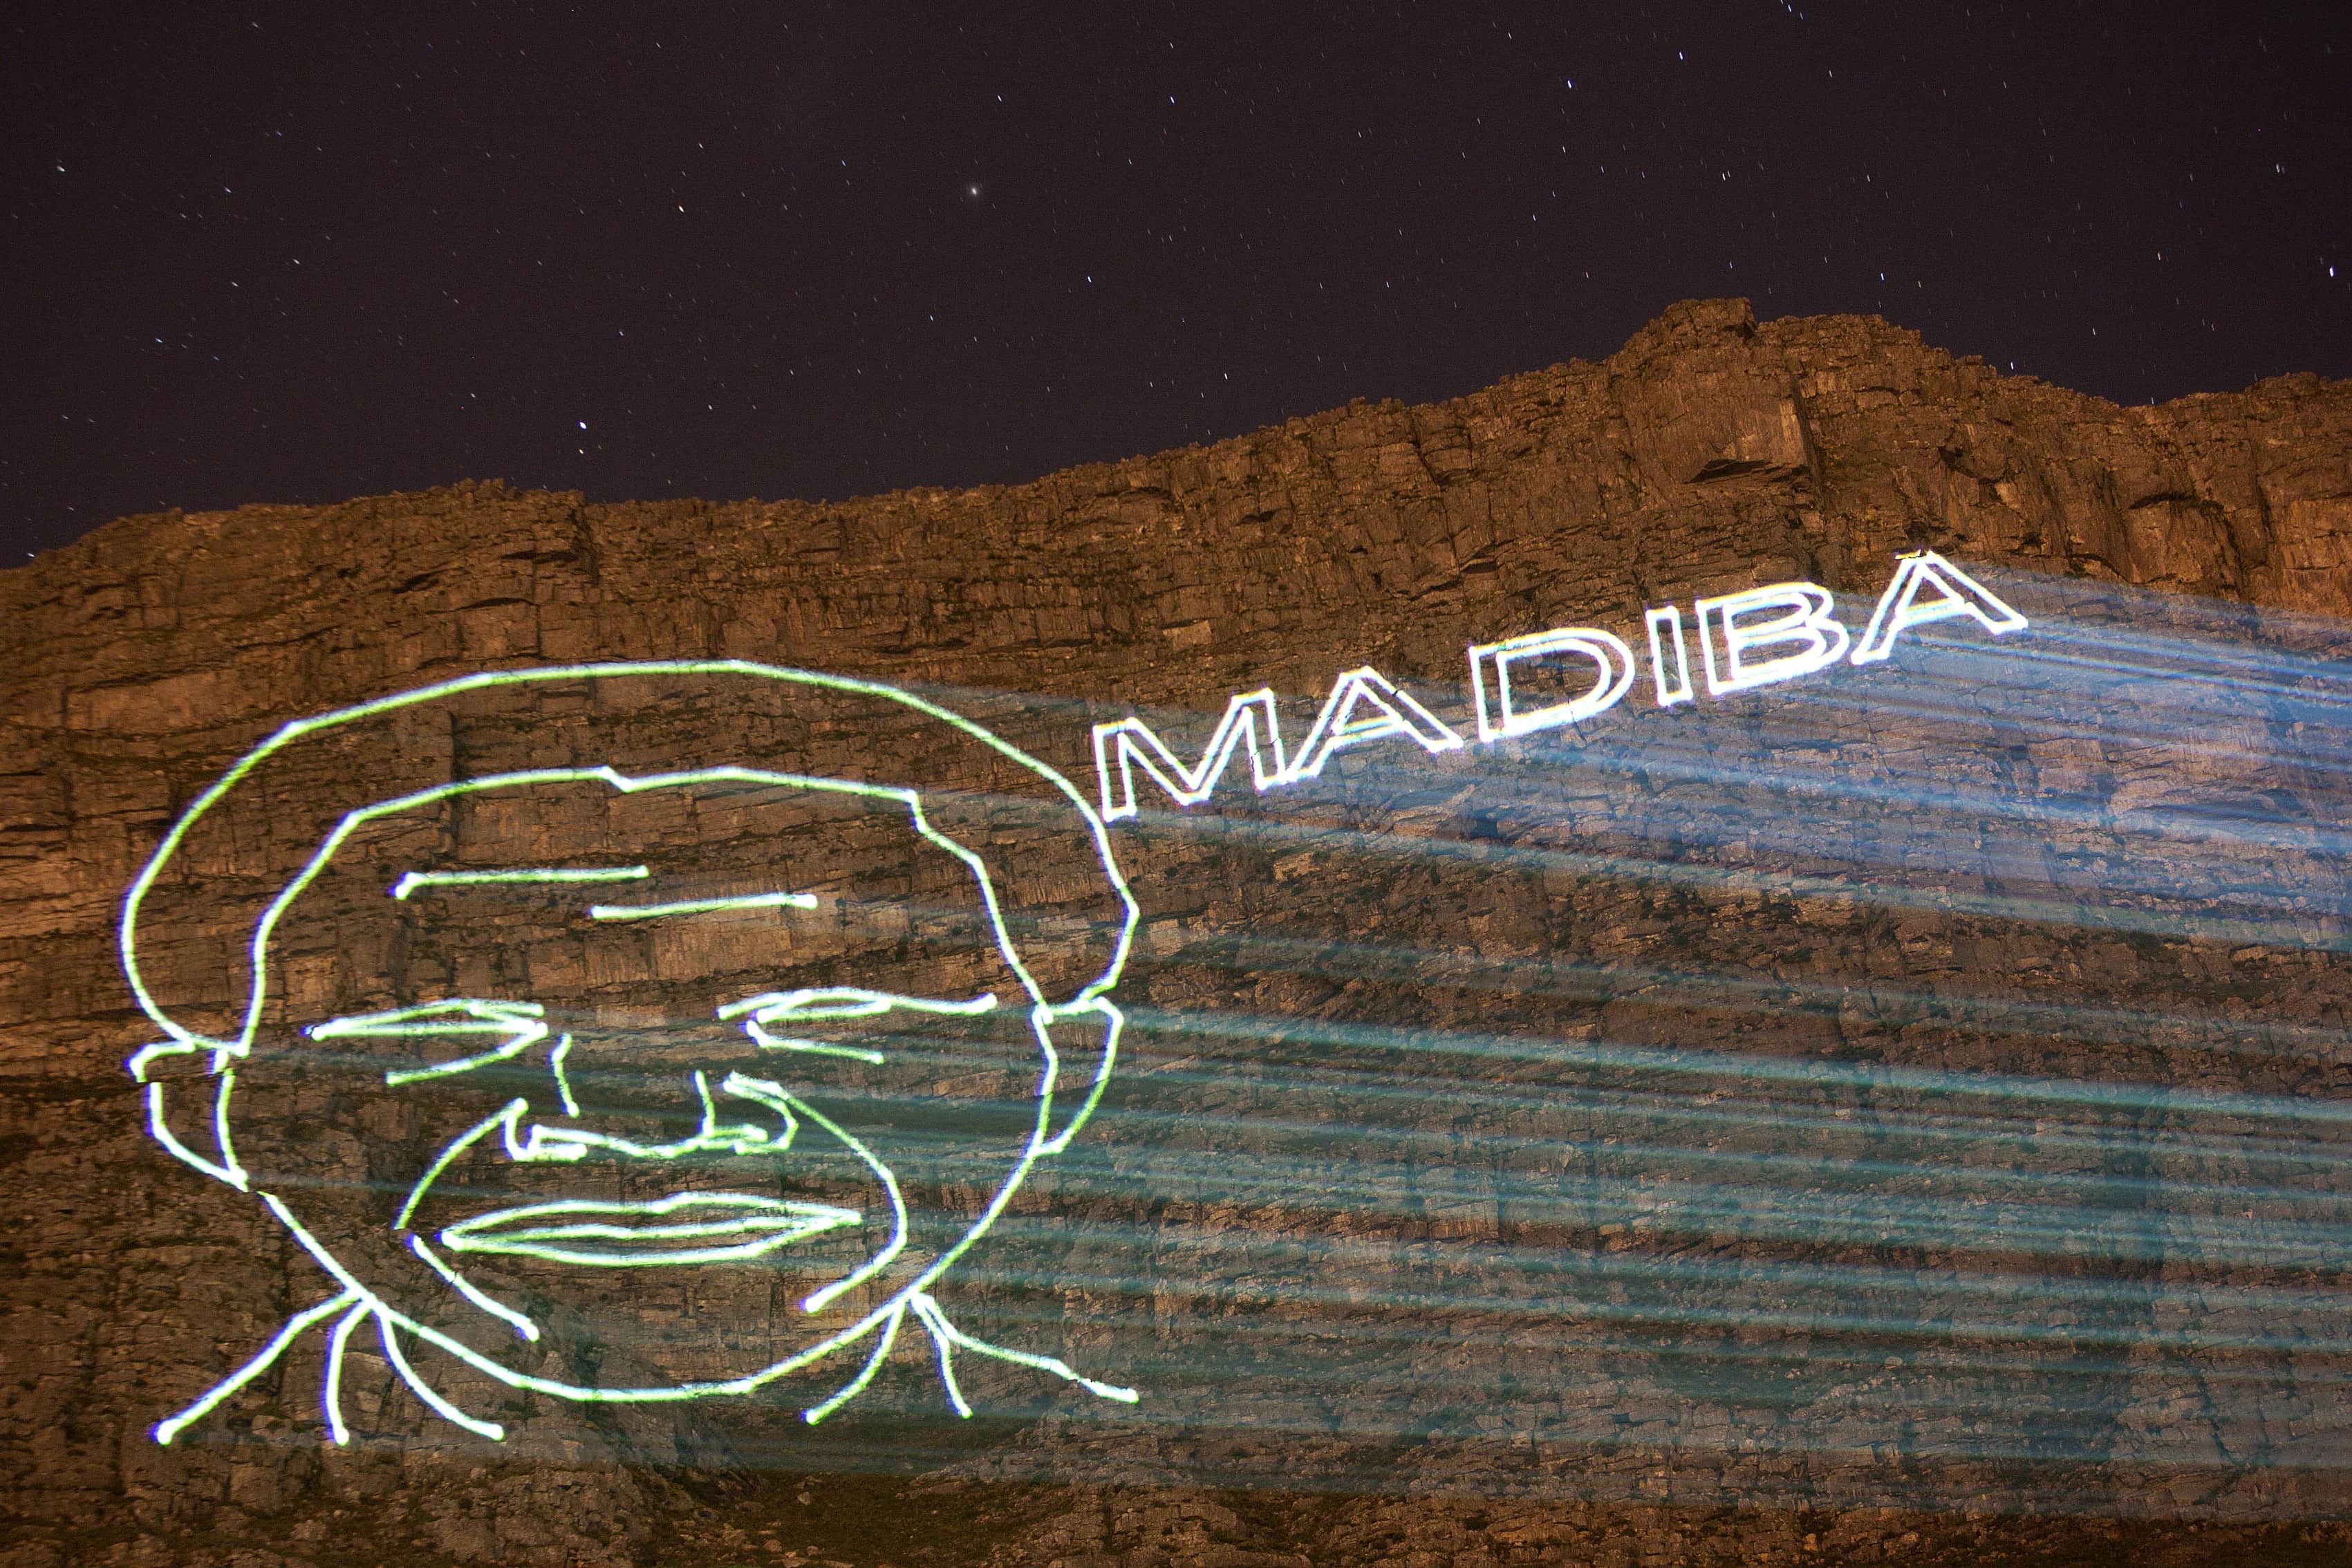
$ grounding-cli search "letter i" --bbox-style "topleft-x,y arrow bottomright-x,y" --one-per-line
1645,606 -> 1694,707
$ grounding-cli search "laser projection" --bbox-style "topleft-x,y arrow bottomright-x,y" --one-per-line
117,570 -> 2352,1509
121,662 -> 1140,1444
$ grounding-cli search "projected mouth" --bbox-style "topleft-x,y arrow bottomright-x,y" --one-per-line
438,1191 -> 861,1267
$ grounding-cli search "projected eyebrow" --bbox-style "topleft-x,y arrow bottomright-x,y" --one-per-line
586,891 -> 819,921
391,867 -> 649,899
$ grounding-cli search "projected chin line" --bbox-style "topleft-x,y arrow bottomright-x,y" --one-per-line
407,1232 -> 539,1341
152,1009 -> 1139,1444
151,1072 -> 1141,1448
150,1291 -> 362,1446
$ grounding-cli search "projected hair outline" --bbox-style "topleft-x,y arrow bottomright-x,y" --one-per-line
120,661 -> 1141,1446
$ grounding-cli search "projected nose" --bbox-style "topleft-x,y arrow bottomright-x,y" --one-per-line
527,1020 -> 763,1144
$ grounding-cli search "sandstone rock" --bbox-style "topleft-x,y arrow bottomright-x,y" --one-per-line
6,300 -> 2351,1564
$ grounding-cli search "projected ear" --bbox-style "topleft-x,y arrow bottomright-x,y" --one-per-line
1034,997 -> 1124,1156
127,1045 -> 243,1190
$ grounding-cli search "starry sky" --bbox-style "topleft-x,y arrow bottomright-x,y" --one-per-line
6,2 -> 2346,559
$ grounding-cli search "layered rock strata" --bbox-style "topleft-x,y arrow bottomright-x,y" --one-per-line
5,298 -> 2352,1566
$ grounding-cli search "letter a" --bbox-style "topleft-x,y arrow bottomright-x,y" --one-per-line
1849,550 -> 2028,664
1286,667 -> 1464,781
1092,689 -> 1289,821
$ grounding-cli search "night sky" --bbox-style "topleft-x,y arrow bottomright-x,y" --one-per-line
6,3 -> 2346,561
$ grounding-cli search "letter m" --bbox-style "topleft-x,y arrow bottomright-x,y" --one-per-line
1091,689 -> 1289,821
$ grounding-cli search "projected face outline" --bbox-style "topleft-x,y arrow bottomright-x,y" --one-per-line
120,663 -> 1140,1447
281,769 -> 1040,1405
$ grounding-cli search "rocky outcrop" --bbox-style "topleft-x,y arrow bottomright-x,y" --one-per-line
6,299 -> 2352,1565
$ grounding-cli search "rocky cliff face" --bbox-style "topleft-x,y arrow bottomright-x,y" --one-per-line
6,298 -> 2352,1567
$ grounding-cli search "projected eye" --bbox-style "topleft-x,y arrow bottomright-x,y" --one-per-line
715,987 -> 998,1066
306,1000 -> 552,1086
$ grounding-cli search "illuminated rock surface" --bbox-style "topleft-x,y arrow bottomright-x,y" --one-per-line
6,299 -> 2352,1565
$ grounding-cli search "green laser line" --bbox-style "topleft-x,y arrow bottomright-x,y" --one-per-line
391,866 -> 649,899
548,1032 -> 579,1117
321,1300 -> 368,1446
587,890 -> 818,920
153,1289 -> 359,1446
407,1232 -> 540,1341
126,661 -> 1140,1444
441,1191 -> 861,1269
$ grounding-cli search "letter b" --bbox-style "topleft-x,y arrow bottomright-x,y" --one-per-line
1695,582 -> 1850,697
